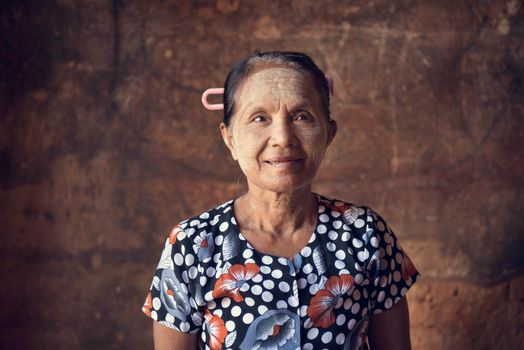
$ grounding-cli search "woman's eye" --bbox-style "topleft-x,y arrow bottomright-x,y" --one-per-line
253,115 -> 267,122
294,113 -> 313,122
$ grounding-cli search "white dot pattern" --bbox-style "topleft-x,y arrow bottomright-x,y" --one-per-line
142,195 -> 420,349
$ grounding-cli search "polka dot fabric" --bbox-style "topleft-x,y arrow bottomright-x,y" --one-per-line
142,194 -> 420,350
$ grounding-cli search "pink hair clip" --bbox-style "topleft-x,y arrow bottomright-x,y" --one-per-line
201,75 -> 333,111
201,88 -> 224,111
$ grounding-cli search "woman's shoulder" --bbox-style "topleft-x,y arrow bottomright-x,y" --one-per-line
317,193 -> 383,228
172,199 -> 235,242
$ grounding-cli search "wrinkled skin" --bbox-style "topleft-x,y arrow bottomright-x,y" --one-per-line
220,66 -> 337,195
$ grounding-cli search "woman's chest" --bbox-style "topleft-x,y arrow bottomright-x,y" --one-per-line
197,235 -> 371,350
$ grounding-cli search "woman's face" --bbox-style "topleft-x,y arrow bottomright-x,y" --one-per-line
221,66 -> 337,194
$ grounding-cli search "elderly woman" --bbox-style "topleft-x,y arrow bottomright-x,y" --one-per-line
142,51 -> 419,350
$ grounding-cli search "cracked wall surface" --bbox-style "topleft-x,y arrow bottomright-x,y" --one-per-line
1,0 -> 523,349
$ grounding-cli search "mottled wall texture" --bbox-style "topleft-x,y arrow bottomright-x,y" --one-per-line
1,0 -> 523,349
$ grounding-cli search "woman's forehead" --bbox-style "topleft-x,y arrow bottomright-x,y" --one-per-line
244,66 -> 311,88
236,67 -> 320,108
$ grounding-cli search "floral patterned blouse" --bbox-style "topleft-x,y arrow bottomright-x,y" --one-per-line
142,194 -> 420,350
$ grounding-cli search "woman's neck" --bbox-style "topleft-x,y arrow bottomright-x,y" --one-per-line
234,186 -> 318,238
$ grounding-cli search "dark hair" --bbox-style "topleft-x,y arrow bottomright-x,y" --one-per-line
222,51 -> 331,127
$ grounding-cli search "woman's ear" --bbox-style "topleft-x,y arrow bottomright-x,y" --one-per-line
220,122 -> 238,161
326,118 -> 337,146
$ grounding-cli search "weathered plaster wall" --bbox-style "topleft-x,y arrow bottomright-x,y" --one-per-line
1,0 -> 523,349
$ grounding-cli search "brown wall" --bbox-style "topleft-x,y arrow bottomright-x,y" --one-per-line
1,0 -> 523,349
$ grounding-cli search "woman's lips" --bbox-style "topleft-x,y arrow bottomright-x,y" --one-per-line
264,157 -> 303,167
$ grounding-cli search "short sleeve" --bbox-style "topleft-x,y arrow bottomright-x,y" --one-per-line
364,208 -> 420,314
142,225 -> 204,333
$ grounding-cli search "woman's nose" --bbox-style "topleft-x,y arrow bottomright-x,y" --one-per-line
269,118 -> 297,147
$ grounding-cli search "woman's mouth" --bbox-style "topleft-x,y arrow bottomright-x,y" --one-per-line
265,157 -> 303,167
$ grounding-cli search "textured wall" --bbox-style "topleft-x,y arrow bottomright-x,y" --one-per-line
1,0 -> 523,349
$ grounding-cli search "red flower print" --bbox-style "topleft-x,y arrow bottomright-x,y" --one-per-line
169,226 -> 183,244
142,292 -> 152,317
325,202 -> 352,215
205,309 -> 227,350
307,289 -> 337,328
307,275 -> 355,328
401,254 -> 417,280
325,274 -> 354,296
212,263 -> 260,302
